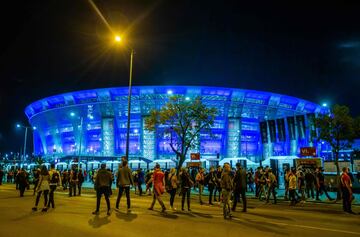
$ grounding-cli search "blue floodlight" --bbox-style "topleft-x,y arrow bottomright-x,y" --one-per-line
33,126 -> 37,130
185,97 -> 190,101
322,103 -> 327,107
167,90 -> 173,95
16,124 -> 21,128
70,112 -> 75,117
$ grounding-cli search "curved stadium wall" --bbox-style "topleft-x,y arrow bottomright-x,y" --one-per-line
25,86 -> 327,167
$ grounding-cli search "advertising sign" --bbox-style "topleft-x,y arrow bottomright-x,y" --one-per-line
300,147 -> 316,157
190,153 -> 200,160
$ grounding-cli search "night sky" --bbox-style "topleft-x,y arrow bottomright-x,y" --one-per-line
0,0 -> 359,154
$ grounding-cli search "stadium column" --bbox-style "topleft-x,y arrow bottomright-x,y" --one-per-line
102,117 -> 115,157
226,118 -> 240,158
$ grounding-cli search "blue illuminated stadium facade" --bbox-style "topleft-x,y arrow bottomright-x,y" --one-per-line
25,86 -> 328,167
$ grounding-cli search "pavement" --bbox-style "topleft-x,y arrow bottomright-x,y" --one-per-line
0,183 -> 359,237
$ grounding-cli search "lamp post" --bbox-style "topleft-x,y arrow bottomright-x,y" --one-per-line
16,124 -> 36,164
114,35 -> 134,161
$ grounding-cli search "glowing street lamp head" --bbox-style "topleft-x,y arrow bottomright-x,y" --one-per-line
322,103 -> 328,107
16,124 -> 21,128
70,112 -> 75,117
32,126 -> 37,130
115,35 -> 122,42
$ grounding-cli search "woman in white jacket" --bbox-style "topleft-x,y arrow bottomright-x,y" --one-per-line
32,165 -> 50,212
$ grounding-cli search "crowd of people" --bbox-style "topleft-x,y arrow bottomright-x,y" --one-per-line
0,161 -> 357,218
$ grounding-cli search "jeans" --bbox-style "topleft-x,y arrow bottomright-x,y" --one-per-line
96,186 -> 110,212
208,184 -> 215,204
138,182 -> 143,196
69,181 -> 77,196
48,185 -> 57,208
266,184 -> 277,203
77,182 -> 83,195
35,190 -> 49,207
342,188 -> 352,212
181,188 -> 191,210
306,183 -> 314,198
232,188 -> 247,211
150,189 -> 166,210
116,186 -> 131,209
222,189 -> 232,216
198,184 -> 204,204
289,189 -> 297,205
169,189 -> 176,207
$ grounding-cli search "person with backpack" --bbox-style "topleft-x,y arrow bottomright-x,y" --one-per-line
32,165 -> 50,212
48,164 -> 61,209
166,168 -> 178,210
265,168 -> 277,204
180,167 -> 194,211
148,164 -> 166,213
116,160 -> 133,212
69,168 -> 78,197
206,167 -> 217,205
195,167 -> 205,205
77,169 -> 84,196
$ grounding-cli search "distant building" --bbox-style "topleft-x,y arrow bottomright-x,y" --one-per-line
25,86 -> 329,169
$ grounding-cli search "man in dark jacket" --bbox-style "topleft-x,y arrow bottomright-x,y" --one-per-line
93,163 -> 112,216
116,160 -> 134,212
17,169 -> 28,197
232,163 -> 247,212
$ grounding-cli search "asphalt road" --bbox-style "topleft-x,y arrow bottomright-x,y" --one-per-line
0,184 -> 359,237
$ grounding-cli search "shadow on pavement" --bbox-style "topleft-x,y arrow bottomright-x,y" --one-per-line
88,215 -> 111,228
191,211 -> 214,219
231,217 -> 288,236
245,211 -> 293,221
115,211 -> 138,222
150,212 -> 179,219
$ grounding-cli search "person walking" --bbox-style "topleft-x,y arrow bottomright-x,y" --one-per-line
69,168 -> 78,197
17,168 -> 28,197
77,169 -> 84,196
0,168 -> 4,185
32,165 -> 50,212
148,164 -> 166,212
288,168 -> 298,206
232,163 -> 247,212
340,167 -> 354,214
116,160 -> 133,212
305,169 -> 315,199
214,166 -> 222,202
266,168 -> 277,204
195,167 -> 205,205
315,167 -> 333,201
62,169 -> 69,190
137,168 -> 145,196
48,164 -> 61,209
93,163 -> 112,215
32,169 -> 40,196
180,167 -> 193,211
221,163 -> 233,219
167,168 -> 178,210
206,167 -> 217,205
247,169 -> 254,193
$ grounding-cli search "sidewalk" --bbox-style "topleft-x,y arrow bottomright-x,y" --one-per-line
79,181 -> 360,205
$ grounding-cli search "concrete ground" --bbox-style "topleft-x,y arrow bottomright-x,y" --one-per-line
0,184 -> 359,237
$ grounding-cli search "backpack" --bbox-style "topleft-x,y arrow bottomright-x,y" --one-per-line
51,172 -> 60,184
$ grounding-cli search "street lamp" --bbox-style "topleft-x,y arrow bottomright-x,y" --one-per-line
114,35 -> 134,161
16,123 -> 36,163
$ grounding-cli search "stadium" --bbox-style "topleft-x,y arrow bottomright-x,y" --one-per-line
24,86 -> 328,171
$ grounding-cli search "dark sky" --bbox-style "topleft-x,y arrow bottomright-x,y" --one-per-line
0,0 -> 360,153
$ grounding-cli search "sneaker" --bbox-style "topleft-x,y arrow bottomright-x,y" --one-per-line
181,208 -> 185,211
188,208 -> 191,212
107,210 -> 111,216
32,207 -> 37,211
41,208 -> 47,212
148,207 -> 153,211
92,211 -> 99,215
161,208 -> 166,213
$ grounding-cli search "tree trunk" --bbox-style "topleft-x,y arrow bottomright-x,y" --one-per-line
177,154 -> 186,172
334,153 -> 342,201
